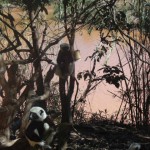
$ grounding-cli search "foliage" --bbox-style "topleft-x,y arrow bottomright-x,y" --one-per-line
4,0 -> 52,5
75,0 -> 150,127
77,65 -> 125,89
0,1 -> 149,149
77,42 -> 125,89
0,0 -> 64,148
21,0 -> 51,10
102,65 -> 125,88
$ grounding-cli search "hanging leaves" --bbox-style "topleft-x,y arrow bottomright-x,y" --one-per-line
85,44 -> 109,63
77,70 -> 92,81
22,0 -> 51,11
102,65 -> 126,88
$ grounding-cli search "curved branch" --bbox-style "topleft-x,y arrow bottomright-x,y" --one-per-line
118,27 -> 150,54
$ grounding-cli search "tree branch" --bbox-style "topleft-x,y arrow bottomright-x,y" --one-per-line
118,27 -> 150,54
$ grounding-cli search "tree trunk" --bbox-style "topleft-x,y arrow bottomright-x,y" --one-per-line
28,9 -> 45,108
59,78 -> 72,123
58,72 -> 75,150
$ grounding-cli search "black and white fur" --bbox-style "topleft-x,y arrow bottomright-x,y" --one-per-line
56,43 -> 75,78
25,106 -> 51,149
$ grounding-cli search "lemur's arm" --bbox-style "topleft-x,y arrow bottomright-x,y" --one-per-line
44,123 -> 50,131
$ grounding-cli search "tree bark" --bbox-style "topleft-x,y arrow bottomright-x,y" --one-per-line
28,8 -> 45,108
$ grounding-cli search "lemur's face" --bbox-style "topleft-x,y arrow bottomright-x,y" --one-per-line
29,107 -> 47,121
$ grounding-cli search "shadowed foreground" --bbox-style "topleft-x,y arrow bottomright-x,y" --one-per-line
0,121 -> 150,150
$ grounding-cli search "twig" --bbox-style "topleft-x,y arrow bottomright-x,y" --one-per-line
118,27 -> 150,54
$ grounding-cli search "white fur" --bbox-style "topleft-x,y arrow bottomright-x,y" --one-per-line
25,136 -> 45,147
44,123 -> 50,131
34,129 -> 40,137
26,106 -> 50,148
128,143 -> 141,150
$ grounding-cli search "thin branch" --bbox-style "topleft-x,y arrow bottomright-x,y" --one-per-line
39,22 -> 48,51
26,88 -> 50,104
118,27 -> 150,54
4,58 -> 32,65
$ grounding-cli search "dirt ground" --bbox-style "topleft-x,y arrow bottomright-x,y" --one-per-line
66,121 -> 150,150
0,121 -> 150,150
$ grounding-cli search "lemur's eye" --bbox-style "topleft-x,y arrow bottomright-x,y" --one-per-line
40,110 -> 43,115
